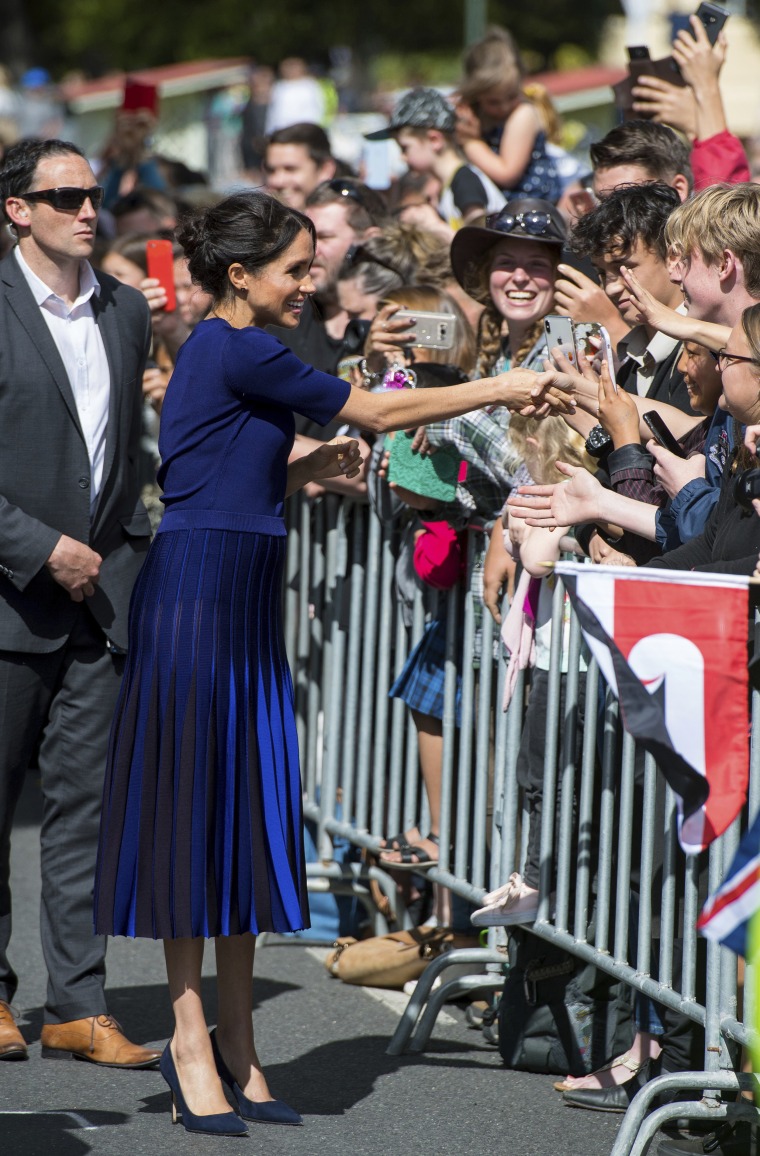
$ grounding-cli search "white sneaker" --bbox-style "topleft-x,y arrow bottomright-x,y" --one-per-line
471,873 -> 540,927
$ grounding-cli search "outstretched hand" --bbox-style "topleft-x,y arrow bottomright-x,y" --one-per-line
507,461 -> 603,528
499,367 -> 577,418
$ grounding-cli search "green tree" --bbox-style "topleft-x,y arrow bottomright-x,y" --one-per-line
11,0 -> 623,78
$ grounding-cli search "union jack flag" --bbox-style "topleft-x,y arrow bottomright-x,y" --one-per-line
698,810 -> 760,957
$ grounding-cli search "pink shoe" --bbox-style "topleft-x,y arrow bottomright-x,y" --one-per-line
471,873 -> 539,927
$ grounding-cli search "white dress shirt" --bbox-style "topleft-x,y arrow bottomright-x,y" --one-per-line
15,247 -> 111,510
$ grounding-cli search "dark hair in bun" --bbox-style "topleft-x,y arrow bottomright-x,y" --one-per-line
176,191 -> 316,302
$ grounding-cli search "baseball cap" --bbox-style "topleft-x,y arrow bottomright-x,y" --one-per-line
365,88 -> 457,141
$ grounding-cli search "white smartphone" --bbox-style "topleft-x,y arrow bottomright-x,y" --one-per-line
543,314 -> 577,367
573,322 -> 618,391
392,310 -> 457,351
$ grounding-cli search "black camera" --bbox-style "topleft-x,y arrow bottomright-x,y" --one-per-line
733,467 -> 760,513
342,319 -> 372,354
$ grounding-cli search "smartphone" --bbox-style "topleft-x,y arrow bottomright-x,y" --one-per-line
121,79 -> 159,115
627,45 -> 653,85
573,322 -> 618,389
694,2 -> 729,45
643,410 -> 686,458
393,310 -> 456,351
543,314 -> 577,366
145,239 -> 176,312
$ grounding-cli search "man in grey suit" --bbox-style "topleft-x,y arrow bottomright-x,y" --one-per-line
0,139 -> 161,1066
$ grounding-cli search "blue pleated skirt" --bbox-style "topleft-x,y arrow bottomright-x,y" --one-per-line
94,528 -> 309,939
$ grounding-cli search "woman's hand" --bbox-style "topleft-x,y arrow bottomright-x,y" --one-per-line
306,436 -> 363,482
507,461 -> 603,527
495,368 -> 577,417
598,360 -> 639,448
648,440 -> 706,499
363,303 -> 415,372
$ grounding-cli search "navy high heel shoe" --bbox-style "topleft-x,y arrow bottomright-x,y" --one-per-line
210,1029 -> 303,1126
159,1042 -> 249,1136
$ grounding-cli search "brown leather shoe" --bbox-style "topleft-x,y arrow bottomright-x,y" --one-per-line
0,1000 -> 27,1060
41,1015 -> 161,1068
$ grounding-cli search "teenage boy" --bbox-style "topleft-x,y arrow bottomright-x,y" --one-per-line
554,121 -> 694,349
366,87 -> 504,229
570,181 -> 691,411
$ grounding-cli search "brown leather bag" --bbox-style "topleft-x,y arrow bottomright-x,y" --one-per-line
324,925 -> 454,989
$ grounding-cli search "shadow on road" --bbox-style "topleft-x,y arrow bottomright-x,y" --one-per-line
0,1109 -> 127,1156
263,1033 -> 505,1116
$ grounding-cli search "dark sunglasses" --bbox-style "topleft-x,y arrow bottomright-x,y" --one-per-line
344,243 -> 403,280
326,179 -> 372,208
486,208 -> 564,241
20,186 -> 105,211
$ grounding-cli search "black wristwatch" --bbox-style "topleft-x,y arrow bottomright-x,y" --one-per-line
585,424 -> 613,457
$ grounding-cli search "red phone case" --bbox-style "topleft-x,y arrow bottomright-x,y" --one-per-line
122,79 -> 159,115
146,240 -> 176,312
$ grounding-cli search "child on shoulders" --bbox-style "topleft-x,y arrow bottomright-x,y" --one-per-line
456,27 -> 562,205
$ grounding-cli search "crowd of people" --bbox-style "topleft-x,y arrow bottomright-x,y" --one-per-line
0,17 -> 758,1155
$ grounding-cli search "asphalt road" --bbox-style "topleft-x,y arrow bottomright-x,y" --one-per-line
3,773 -> 633,1156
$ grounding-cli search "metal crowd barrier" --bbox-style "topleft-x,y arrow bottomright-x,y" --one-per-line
285,492 -> 760,1156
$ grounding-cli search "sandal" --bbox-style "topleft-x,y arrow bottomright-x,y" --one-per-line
378,832 -> 439,873
377,831 -> 414,855
553,1051 -> 645,1093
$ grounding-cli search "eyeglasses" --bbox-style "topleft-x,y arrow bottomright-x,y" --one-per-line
486,209 -> 564,241
20,186 -> 105,211
710,347 -> 760,371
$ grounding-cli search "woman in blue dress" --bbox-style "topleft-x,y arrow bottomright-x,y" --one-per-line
94,190 -> 574,1137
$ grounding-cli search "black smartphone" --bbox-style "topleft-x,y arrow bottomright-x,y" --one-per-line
627,45 -> 654,85
643,410 -> 686,458
694,2 -> 729,45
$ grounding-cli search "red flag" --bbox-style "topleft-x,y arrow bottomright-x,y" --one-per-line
555,563 -> 750,852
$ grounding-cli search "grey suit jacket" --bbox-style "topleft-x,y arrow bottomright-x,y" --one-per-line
0,250 -> 153,652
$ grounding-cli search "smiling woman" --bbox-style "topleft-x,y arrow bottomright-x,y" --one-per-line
92,187 -> 575,1137
717,305 -> 760,426
451,198 -> 567,377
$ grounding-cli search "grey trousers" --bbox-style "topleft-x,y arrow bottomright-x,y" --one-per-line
0,606 -> 123,1023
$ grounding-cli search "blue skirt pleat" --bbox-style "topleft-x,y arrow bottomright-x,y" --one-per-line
94,528 -> 310,939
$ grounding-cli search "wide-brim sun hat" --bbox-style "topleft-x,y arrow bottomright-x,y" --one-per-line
450,198 -> 567,293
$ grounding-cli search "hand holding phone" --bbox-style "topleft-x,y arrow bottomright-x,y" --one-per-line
392,310 -> 456,351
146,239 -> 176,312
573,322 -> 618,390
643,410 -> 686,458
543,314 -> 577,367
